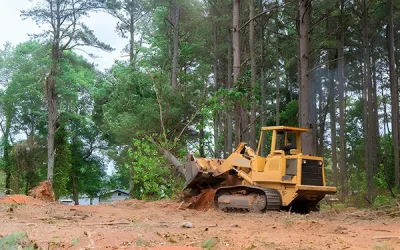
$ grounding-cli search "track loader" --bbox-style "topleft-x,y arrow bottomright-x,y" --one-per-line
184,126 -> 336,213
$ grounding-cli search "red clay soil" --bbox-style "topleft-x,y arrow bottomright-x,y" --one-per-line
150,247 -> 200,250
29,180 -> 54,202
1,198 -> 400,249
0,194 -> 45,205
188,189 -> 216,211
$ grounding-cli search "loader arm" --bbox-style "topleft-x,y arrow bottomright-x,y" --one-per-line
184,142 -> 254,190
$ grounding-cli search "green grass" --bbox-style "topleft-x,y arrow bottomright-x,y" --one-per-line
374,242 -> 394,250
0,232 -> 36,250
201,237 -> 219,249
135,238 -> 150,247
70,237 -> 80,246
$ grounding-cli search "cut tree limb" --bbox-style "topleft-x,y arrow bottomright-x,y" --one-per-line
148,137 -> 185,176
372,236 -> 400,239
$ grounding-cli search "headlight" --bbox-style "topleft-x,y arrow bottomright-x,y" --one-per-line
318,161 -> 323,166
302,160 -> 307,164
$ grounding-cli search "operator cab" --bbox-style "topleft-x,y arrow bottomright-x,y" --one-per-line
256,126 -> 308,157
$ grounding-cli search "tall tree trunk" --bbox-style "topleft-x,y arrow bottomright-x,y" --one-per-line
260,4 -> 266,118
171,2 -> 180,88
338,0 -> 346,201
381,83 -> 390,179
167,0 -> 172,78
275,11 -> 280,127
371,51 -> 379,177
329,68 -> 338,187
225,29 -> 233,157
388,0 -> 399,189
233,0 -> 241,146
46,2 -> 62,184
298,0 -> 314,155
249,0 -> 257,149
260,0 -> 266,155
15,162 -> 21,194
213,23 -> 220,158
200,118 -> 205,157
128,165 -> 134,195
47,51 -> 60,184
72,168 -> 79,205
3,114 -> 11,194
362,0 -> 374,202
128,10 -> 136,192
129,12 -> 135,67
317,83 -> 328,157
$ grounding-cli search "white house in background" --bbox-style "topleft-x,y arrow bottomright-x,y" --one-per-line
100,189 -> 129,202
59,196 -> 100,206
59,189 -> 129,205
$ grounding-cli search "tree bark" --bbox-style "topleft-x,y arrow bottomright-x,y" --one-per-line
381,83 -> 390,179
213,22 -> 221,158
149,138 -> 185,176
225,29 -> 233,157
46,1 -> 63,184
260,0 -> 266,156
337,0 -> 346,201
298,0 -> 315,155
388,0 -> 399,188
249,0 -> 257,149
329,55 -> 338,187
171,1 -> 180,88
129,11 -> 135,66
362,0 -> 374,202
128,165 -> 134,195
275,3 -> 280,127
3,114 -> 11,194
233,0 -> 241,146
72,169 -> 79,205
199,125 -> 205,157
371,50 -> 380,178
47,47 -> 60,184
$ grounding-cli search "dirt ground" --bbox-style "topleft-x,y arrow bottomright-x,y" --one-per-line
1,194 -> 400,250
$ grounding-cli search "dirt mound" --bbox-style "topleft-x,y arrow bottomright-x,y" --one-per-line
0,194 -> 45,205
29,180 -> 54,202
188,189 -> 216,211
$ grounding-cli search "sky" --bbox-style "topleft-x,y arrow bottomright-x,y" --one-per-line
0,0 -> 130,174
0,0 -> 127,71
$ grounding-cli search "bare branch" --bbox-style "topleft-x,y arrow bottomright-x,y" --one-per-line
148,73 -> 168,145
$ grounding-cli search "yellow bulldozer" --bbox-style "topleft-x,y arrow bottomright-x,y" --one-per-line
184,126 -> 336,213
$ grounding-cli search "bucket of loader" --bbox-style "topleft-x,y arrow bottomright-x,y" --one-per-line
183,154 -> 227,190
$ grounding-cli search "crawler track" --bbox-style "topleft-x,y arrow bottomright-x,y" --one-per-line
214,185 -> 282,212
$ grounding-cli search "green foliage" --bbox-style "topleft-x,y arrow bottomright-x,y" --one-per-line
53,128 -> 72,199
0,232 -> 35,250
1,0 -> 399,206
373,195 -> 397,207
374,242 -> 395,250
127,137 -> 180,200
70,237 -> 80,246
21,0 -> 113,53
374,165 -> 387,190
12,137 -> 47,194
279,100 -> 298,126
201,237 -> 219,249
348,171 -> 367,196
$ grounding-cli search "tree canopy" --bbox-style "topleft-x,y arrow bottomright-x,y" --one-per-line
1,0 -> 400,205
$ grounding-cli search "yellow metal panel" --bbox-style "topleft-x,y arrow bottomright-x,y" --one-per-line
261,126 -> 309,132
256,156 -> 266,171
297,185 -> 337,193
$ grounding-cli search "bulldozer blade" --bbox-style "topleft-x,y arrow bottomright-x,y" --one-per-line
183,154 -> 227,190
